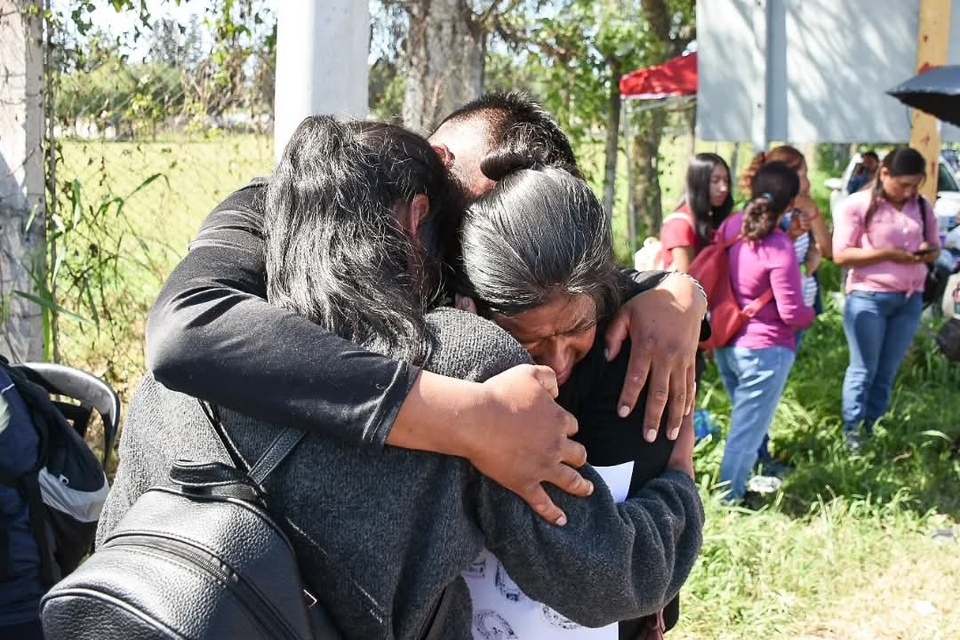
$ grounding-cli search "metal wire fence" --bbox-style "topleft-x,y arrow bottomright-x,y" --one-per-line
45,2 -> 276,395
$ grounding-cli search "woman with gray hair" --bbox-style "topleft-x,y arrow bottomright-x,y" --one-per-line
455,151 -> 692,639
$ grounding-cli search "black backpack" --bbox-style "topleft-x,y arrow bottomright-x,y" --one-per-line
0,360 -> 111,586
41,403 -> 344,640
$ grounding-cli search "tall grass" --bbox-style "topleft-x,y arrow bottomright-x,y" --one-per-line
53,134 -> 273,393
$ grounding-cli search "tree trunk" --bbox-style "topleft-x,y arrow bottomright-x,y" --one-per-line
602,62 -> 622,219
631,108 -> 666,236
632,0 -> 694,238
0,0 -> 45,362
403,0 -> 484,134
684,102 -> 696,159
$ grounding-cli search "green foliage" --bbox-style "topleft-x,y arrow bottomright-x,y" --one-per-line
53,1 -> 276,140
514,0 -> 652,149
683,293 -> 960,637
28,170 -> 170,382
369,58 -> 405,124
815,143 -> 853,178
57,59 -> 184,138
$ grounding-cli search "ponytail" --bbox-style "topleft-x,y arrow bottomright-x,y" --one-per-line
740,194 -> 780,240
863,178 -> 885,228
743,160 -> 800,239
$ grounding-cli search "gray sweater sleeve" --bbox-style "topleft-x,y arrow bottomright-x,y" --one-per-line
476,468 -> 703,626
424,308 -> 704,626
423,308 -> 533,379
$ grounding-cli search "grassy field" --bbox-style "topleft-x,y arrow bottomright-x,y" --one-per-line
55,133 -> 960,639
55,134 -> 273,392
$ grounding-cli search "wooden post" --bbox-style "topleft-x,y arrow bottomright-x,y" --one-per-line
911,0 -> 951,201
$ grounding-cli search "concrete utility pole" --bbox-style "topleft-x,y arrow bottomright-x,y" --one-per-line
274,0 -> 369,163
0,0 -> 45,362
911,0 -> 951,201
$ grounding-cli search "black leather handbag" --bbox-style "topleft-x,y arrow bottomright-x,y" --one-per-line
919,197 -> 951,307
39,404 -> 342,640
937,316 -> 960,361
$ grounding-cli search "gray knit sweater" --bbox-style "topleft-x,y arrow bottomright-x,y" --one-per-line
99,308 -> 704,640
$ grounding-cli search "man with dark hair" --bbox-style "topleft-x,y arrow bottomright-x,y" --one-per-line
434,91 -> 582,186
145,92 -> 706,525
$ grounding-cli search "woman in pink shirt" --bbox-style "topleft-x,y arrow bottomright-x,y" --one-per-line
833,147 -> 940,450
714,162 -> 815,503
660,153 -> 733,271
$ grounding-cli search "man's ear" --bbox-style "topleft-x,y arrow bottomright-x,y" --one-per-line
406,194 -> 430,233
432,144 -> 454,169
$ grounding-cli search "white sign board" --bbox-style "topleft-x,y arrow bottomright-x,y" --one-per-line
697,0 -> 960,143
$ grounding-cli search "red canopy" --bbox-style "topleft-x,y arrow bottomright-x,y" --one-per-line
620,52 -> 697,99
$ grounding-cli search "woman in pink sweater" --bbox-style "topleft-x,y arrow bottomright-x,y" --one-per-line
714,161 -> 815,502
833,147 -> 940,450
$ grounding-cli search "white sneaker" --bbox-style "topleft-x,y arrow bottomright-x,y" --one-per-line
746,475 -> 783,495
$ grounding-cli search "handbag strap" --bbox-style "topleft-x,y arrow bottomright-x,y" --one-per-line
423,583 -> 455,640
918,195 -> 930,245
197,400 -> 305,486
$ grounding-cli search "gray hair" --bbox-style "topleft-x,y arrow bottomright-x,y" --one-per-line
457,165 -> 620,318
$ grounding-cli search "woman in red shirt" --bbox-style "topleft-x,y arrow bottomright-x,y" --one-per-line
661,152 -> 734,271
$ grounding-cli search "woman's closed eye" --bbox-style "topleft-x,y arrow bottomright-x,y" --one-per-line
516,320 -> 598,349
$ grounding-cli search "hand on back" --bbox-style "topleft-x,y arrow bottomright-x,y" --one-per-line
473,364 -> 591,527
604,273 -> 705,442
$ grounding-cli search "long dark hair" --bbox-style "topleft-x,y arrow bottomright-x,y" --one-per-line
864,147 -> 926,227
741,161 -> 800,241
264,115 -> 464,365
682,152 -> 733,244
456,152 -> 620,319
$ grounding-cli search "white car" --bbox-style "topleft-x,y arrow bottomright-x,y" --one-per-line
824,152 -> 960,245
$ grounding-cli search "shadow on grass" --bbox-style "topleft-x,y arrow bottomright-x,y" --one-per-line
697,295 -> 960,523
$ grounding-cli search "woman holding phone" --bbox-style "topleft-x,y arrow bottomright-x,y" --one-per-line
833,147 -> 941,450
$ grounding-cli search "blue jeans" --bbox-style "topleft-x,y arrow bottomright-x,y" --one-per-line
715,346 -> 796,501
841,290 -> 923,434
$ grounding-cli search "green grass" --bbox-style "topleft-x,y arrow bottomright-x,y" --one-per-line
59,133 -> 273,254
53,133 -> 960,638
585,137 -> 960,638
677,272 -> 960,639
53,134 -> 273,392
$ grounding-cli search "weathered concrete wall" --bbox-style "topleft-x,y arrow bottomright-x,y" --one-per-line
0,0 -> 45,362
